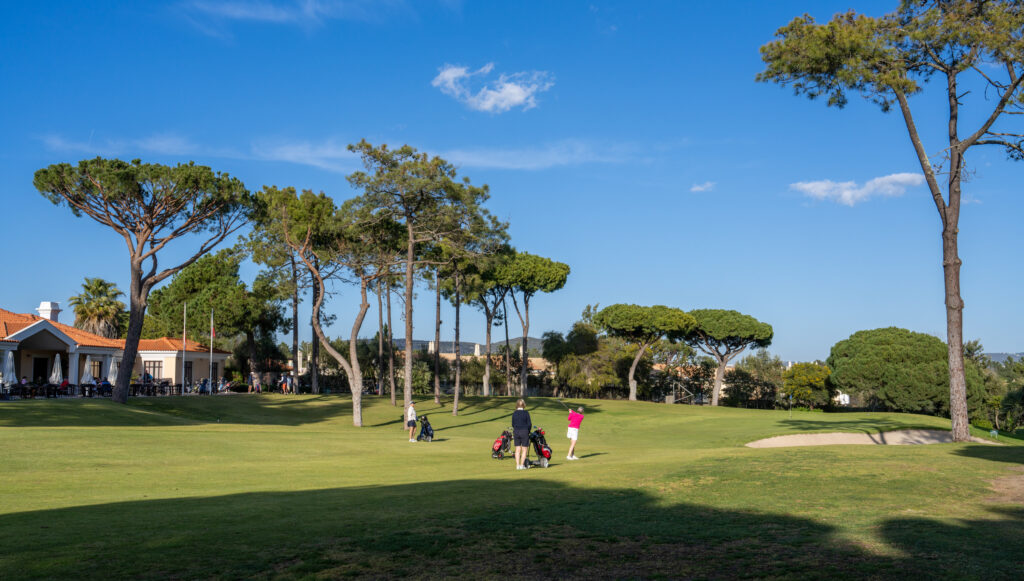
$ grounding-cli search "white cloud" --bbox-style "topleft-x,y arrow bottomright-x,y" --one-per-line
253,138 -> 628,171
790,172 -> 924,206
188,1 -> 306,23
432,63 -> 554,113
41,132 -> 627,173
250,139 -> 357,172
690,181 -> 715,192
180,0 -> 404,35
41,133 -> 205,157
442,139 -> 629,170
42,132 -> 357,172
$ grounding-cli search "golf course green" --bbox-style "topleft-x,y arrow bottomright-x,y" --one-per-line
1,395 -> 1021,579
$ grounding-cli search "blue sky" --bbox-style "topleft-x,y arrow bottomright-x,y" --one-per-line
2,0 -> 1022,362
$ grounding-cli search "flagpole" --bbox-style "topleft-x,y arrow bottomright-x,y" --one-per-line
209,309 -> 214,395
182,302 -> 187,396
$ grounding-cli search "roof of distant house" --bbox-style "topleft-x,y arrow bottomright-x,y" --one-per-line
135,337 -> 230,354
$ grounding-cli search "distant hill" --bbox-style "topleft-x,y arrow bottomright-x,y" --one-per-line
984,352 -> 1024,364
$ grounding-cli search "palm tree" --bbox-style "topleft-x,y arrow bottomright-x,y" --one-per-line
68,278 -> 126,338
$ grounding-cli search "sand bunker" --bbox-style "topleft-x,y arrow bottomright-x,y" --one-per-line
746,429 -> 994,448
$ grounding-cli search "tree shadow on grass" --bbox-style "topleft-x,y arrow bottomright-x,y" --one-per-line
435,397 -> 604,433
953,445 -> 1024,465
0,396 -> 600,431
0,396 -> 352,428
369,397 -> 511,429
1,479 -> 1021,580
779,417 -> 942,437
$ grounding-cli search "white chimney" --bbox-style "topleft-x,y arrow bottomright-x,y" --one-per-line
428,340 -> 435,354
37,301 -> 61,323
474,343 -> 480,357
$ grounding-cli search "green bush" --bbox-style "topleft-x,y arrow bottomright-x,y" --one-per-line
971,418 -> 993,430
827,327 -> 984,416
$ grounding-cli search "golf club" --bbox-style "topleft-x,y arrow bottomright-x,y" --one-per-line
556,397 -> 572,411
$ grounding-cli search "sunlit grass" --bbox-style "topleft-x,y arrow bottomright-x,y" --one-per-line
1,395 -> 1021,579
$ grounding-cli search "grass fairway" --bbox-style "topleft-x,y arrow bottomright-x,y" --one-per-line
1,395 -> 1022,580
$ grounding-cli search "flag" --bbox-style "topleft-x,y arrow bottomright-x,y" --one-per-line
210,310 -> 216,339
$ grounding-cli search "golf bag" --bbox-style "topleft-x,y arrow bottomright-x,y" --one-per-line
524,426 -> 553,468
491,428 -> 513,459
417,415 -> 434,442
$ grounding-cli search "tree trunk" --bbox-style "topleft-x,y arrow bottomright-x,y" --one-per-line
387,284 -> 396,406
895,87 -> 970,441
290,253 -> 299,391
503,296 -> 512,397
310,262 -> 320,395
453,274 -> 462,416
943,82 -> 970,442
376,280 -> 384,396
482,302 -> 493,397
510,292 -> 530,397
711,357 -> 726,406
345,280 -> 373,426
433,270 -> 442,405
403,221 -> 415,407
309,274 -> 370,427
627,341 -> 649,401
114,265 -> 146,404
943,212 -> 970,441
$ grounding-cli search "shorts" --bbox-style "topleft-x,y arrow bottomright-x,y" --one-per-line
567,427 -> 579,440
513,429 -> 529,446
407,420 -> 416,428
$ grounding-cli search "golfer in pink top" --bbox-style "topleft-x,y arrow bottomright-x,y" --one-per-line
566,406 -> 584,460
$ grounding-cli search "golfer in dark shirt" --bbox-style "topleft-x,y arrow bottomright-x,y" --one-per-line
511,399 -> 531,470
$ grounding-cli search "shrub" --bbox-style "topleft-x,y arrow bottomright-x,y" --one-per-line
781,362 -> 831,410
971,418 -> 993,431
827,327 -> 984,416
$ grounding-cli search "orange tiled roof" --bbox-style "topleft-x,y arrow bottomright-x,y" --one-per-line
137,337 -> 230,354
0,309 -> 229,353
0,308 -> 122,348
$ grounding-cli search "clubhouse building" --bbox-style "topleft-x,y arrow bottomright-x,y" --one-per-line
1,302 -> 229,389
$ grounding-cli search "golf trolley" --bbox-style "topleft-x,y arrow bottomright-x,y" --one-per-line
417,415 -> 434,442
491,428 -> 513,459
524,426 -> 553,468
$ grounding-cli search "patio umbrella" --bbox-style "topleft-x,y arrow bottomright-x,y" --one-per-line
107,358 -> 119,383
2,351 -> 15,390
80,356 -> 94,384
49,353 -> 63,384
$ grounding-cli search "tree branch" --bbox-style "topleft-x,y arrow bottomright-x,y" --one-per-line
894,88 -> 949,226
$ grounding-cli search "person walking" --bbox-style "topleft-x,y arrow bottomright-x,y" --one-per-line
511,399 -> 532,470
406,401 -> 417,442
566,406 -> 584,460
